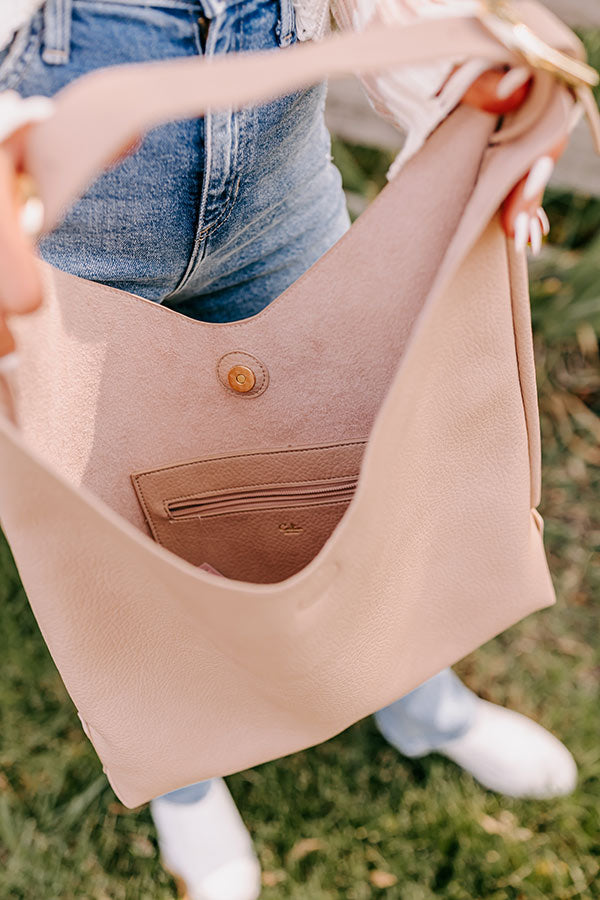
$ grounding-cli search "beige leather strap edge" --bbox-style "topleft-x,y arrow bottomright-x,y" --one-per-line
25,17 -> 517,230
576,85 -> 600,155
0,371 -> 17,425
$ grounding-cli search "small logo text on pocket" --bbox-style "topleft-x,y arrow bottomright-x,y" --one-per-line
279,522 -> 304,535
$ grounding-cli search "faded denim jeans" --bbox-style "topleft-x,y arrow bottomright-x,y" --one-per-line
0,0 -> 477,804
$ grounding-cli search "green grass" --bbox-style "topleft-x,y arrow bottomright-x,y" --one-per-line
1,459 -> 599,900
2,40 -> 600,898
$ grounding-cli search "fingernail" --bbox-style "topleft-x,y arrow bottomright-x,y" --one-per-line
530,217 -> 543,256
0,95 -> 54,143
523,156 -> 555,202
20,197 -> 45,237
537,206 -> 550,237
0,352 -> 20,376
514,212 -> 530,253
22,96 -> 54,122
496,66 -> 531,100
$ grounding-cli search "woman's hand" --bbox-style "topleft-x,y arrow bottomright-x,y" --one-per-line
0,90 -> 141,372
0,138 -> 44,315
500,139 -> 566,255
0,91 -> 56,370
461,67 -> 570,254
0,137 -> 43,372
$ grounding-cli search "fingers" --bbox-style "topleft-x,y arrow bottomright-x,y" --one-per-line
0,95 -> 47,370
501,135 -> 569,254
0,145 -> 43,316
462,63 -> 565,252
0,314 -> 18,423
523,155 -> 555,201
107,135 -> 142,169
537,206 -> 550,237
462,67 -> 532,115
0,92 -> 54,145
512,208 -> 548,255
0,315 -> 15,358
0,314 -> 18,388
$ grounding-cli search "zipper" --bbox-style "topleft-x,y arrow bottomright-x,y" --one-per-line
166,475 -> 358,520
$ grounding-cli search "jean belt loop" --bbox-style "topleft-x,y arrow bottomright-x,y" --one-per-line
43,0 -> 73,66
276,0 -> 295,47
199,0 -> 227,20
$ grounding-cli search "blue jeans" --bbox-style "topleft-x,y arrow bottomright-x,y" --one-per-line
1,0 -> 477,804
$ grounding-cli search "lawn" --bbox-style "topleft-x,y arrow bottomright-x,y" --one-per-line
1,50 -> 600,900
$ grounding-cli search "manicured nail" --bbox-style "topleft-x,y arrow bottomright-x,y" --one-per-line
0,352 -> 19,375
514,212 -> 530,253
537,206 -> 550,237
529,216 -> 543,256
0,94 -> 54,143
496,66 -> 531,100
523,156 -> 555,202
20,197 -> 45,237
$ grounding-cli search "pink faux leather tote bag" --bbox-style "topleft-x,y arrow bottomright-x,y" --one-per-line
0,1 -> 596,807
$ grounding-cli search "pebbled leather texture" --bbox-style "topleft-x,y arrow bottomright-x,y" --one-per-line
0,1 -> 579,807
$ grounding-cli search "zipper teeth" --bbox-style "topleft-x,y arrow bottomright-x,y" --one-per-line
167,477 -> 358,520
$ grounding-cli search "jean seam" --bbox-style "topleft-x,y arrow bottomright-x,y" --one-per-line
196,101 -> 243,238
0,14 -> 42,92
276,0 -> 295,46
197,5 -> 243,239
168,9 -> 244,296
196,172 -> 241,238
166,13 -> 218,295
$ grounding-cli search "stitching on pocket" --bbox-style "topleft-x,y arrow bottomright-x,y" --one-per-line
133,439 -> 368,479
131,439 -> 367,546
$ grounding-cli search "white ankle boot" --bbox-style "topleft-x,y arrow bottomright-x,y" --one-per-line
150,778 -> 262,900
436,698 -> 577,799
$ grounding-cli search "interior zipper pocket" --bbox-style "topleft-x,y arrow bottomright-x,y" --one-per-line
131,438 -> 367,583
166,475 -> 358,520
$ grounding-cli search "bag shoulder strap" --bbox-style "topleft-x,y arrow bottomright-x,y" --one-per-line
26,0 -> 578,229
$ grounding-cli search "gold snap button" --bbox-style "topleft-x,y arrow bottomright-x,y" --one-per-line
227,365 -> 256,393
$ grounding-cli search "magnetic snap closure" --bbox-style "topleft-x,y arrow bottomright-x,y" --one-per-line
218,351 -> 269,398
228,365 -> 255,393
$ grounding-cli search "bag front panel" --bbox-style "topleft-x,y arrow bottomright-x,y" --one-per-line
10,106 -> 493,583
0,54 -> 577,804
0,214 -> 555,807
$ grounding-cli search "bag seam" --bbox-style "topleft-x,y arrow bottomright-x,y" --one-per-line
132,440 -> 366,538
132,438 -> 367,479
503,232 -> 539,511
